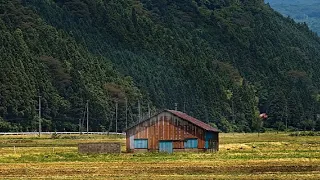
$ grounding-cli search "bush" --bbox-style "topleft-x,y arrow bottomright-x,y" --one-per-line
289,131 -> 320,136
0,118 -> 12,132
60,135 -> 81,139
50,132 -> 61,139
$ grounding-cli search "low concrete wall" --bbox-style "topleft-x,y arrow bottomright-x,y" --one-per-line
129,148 -> 211,153
134,149 -> 148,153
205,148 -> 218,153
172,149 -> 185,152
78,142 -> 121,154
184,148 -> 203,152
174,149 -> 207,153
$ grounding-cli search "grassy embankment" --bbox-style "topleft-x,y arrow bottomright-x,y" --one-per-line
0,133 -> 319,179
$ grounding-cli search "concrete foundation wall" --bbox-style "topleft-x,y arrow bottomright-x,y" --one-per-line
172,149 -> 185,152
129,148 -> 212,153
183,148 -> 205,152
134,149 -> 148,153
78,142 -> 121,154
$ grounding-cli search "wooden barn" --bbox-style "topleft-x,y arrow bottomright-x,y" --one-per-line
125,110 -> 219,153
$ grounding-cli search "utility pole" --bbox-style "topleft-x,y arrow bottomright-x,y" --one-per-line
138,100 -> 141,122
38,96 -> 41,137
148,102 -> 151,118
115,100 -> 118,133
80,104 -> 86,135
183,101 -> 186,113
86,100 -> 89,134
125,98 -> 128,129
232,100 -> 235,124
79,118 -> 81,135
285,102 -> 288,131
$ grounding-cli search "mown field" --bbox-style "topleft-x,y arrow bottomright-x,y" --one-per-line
0,133 -> 319,179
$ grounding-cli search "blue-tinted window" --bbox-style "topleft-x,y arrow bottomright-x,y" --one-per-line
134,139 -> 148,149
184,139 -> 198,149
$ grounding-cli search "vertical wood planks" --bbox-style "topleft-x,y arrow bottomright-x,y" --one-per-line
126,112 -> 218,151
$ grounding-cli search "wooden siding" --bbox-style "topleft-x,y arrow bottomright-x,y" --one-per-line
127,112 -> 217,151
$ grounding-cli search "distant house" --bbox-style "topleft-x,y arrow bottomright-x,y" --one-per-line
125,110 -> 219,153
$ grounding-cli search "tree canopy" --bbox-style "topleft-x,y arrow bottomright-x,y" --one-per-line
1,0 -> 320,132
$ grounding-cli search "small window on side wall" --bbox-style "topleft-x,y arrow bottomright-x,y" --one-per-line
184,138 -> 198,149
134,139 -> 148,149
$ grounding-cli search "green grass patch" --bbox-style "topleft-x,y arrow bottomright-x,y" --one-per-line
0,133 -> 319,179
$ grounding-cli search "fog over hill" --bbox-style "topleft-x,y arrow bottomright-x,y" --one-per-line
266,0 -> 320,35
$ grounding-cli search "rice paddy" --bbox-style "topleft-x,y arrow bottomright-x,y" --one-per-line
0,133 -> 319,179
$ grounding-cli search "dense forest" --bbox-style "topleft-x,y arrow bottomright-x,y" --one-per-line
1,0 -> 320,132
0,0 -> 142,132
266,0 -> 320,35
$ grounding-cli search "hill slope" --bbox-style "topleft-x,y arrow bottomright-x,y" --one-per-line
1,0 -> 320,132
0,0 -> 141,132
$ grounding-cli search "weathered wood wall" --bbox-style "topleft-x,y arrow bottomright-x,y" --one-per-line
126,112 -> 213,151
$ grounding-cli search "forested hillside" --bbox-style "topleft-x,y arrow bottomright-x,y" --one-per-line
0,0 -> 142,132
265,0 -> 320,35
1,0 -> 320,132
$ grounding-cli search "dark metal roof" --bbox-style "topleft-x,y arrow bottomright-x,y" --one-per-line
167,110 -> 219,132
125,109 -> 219,133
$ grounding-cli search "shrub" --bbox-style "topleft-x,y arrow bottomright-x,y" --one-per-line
289,131 -> 320,136
51,132 -> 61,139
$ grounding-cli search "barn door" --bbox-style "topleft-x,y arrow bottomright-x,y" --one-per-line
208,139 -> 217,152
205,131 -> 218,152
159,141 -> 173,154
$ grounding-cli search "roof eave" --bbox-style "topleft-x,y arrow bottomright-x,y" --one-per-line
124,109 -> 221,133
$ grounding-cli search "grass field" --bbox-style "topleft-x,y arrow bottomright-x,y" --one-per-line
0,133 -> 319,179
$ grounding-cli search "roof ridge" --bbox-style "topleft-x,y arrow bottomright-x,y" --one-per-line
166,110 -> 219,132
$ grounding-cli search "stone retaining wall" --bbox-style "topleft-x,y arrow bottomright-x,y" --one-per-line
78,142 -> 121,154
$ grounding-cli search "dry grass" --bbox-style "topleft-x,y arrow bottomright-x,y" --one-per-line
0,133 -> 319,179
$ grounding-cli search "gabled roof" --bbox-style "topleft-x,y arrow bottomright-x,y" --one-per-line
167,110 -> 219,132
125,109 -> 219,132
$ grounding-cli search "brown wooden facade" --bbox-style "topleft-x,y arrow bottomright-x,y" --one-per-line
125,110 -> 219,153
